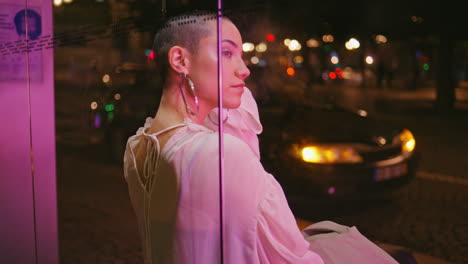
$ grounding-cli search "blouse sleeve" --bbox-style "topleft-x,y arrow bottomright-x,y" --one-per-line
207,133 -> 324,264
255,173 -> 324,264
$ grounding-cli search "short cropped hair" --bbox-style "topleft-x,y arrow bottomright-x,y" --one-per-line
153,11 -> 231,85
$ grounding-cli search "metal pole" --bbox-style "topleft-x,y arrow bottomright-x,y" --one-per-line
216,1 -> 225,263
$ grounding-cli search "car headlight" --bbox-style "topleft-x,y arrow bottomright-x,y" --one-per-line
396,129 -> 416,154
293,144 -> 363,164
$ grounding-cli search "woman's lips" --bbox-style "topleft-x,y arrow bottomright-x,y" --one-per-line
231,83 -> 245,88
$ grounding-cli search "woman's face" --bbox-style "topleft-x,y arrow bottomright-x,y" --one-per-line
188,20 -> 250,110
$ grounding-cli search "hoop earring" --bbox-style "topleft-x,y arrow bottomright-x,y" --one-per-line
208,109 -> 230,125
179,73 -> 199,116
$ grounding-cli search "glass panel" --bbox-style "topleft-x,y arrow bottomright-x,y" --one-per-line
25,0 -> 59,262
0,0 -> 37,262
54,1 -> 221,263
52,0 -> 463,263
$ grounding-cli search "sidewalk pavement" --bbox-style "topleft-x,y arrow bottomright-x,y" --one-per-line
296,219 -> 453,264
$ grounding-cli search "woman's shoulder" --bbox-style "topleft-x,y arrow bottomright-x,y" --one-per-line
187,131 -> 256,159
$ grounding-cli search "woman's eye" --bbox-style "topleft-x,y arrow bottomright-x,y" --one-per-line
222,50 -> 233,58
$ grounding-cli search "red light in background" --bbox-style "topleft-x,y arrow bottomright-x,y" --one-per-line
335,68 -> 343,78
286,67 -> 295,76
329,72 -> 337,79
266,33 -> 275,42
148,50 -> 155,60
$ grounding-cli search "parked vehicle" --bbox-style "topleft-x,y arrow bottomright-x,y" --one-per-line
258,102 -> 418,198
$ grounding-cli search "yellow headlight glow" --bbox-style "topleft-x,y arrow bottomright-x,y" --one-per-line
400,129 -> 416,153
300,145 -> 362,164
302,147 -> 322,163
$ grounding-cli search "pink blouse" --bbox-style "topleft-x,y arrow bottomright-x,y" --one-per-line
123,118 -> 324,264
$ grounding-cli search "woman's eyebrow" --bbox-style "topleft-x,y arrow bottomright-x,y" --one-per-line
222,39 -> 238,48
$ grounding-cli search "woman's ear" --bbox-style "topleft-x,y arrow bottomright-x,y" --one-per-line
168,46 -> 190,75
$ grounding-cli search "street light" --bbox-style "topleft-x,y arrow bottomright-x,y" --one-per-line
293,56 -> 304,64
255,42 -> 267,52
331,56 -> 339,64
242,42 -> 255,52
307,38 -> 320,48
365,56 -> 374,64
375,35 -> 387,44
102,74 -> 110,83
288,39 -> 301,51
345,38 -> 360,50
250,56 -> 259,65
322,35 -> 334,43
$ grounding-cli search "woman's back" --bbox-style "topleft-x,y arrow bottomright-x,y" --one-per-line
124,118 -> 323,264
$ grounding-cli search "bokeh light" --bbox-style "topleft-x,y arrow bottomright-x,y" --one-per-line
94,113 -> 101,128
242,42 -> 255,52
259,59 -> 267,67
307,38 -> 320,48
322,72 -> 329,80
266,33 -> 275,42
114,93 -> 121,100
286,67 -> 295,76
322,35 -> 334,43
105,104 -> 114,112
288,39 -> 301,51
102,74 -> 110,83
365,56 -> 374,64
293,56 -> 304,64
283,38 -> 291,46
255,42 -> 267,52
345,38 -> 360,50
331,56 -> 339,64
302,147 -> 320,163
250,56 -> 259,64
375,34 -> 388,44
343,67 -> 353,79
357,109 -> 368,117
107,112 -> 114,122
335,68 -> 343,79
90,101 -> 98,110
53,0 -> 63,6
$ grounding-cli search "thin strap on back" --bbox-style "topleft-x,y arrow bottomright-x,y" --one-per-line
140,122 -> 186,262
145,123 -> 187,137
141,123 -> 186,191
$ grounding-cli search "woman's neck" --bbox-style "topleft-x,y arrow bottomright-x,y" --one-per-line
154,83 -> 211,127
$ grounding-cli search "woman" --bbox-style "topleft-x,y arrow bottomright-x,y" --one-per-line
123,11 -> 324,264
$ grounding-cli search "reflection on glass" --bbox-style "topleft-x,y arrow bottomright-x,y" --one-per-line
52,1 -> 454,263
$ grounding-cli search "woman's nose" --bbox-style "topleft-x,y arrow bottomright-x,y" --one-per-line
236,60 -> 251,80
